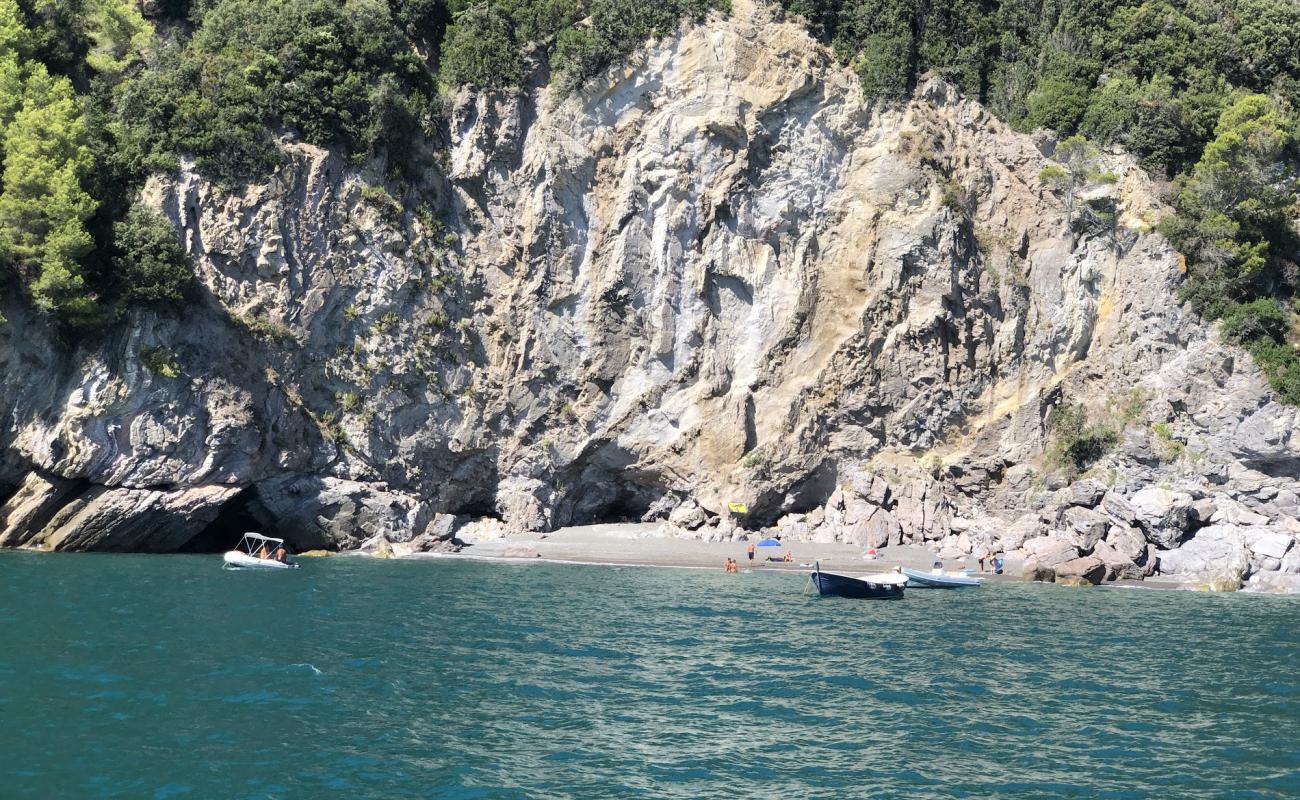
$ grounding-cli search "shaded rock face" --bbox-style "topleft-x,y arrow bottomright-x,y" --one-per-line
2,0 -> 1300,563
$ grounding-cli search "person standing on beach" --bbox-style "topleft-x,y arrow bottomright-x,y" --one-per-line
746,542 -> 756,565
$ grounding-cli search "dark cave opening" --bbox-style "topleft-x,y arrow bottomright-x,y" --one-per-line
596,492 -> 654,524
179,486 -> 275,553
0,480 -> 18,510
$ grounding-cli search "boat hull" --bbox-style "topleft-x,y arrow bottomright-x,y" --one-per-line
901,567 -> 981,588
812,569 -> 905,599
223,551 -> 300,570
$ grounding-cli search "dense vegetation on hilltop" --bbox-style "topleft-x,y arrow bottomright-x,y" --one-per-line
0,0 -> 1295,401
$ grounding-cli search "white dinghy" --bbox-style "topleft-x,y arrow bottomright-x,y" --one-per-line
223,533 -> 300,570
902,561 -> 981,588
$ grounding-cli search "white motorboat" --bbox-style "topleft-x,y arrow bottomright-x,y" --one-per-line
902,561 -> 981,588
223,533 -> 300,570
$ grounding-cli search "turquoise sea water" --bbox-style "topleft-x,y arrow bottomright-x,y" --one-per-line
1,553 -> 1298,799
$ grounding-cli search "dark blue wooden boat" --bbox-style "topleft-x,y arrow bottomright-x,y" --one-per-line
811,563 -> 907,599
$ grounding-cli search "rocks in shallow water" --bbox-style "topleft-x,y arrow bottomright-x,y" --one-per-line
1247,572 -> 1300,594
1053,556 -> 1107,585
1055,576 -> 1094,588
358,533 -> 394,558
0,472 -> 88,548
1192,573 -> 1244,592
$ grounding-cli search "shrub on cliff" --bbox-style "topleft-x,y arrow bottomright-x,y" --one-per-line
113,206 -> 193,307
1047,402 -> 1118,473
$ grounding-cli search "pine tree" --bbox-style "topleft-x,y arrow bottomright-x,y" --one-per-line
0,64 -> 99,320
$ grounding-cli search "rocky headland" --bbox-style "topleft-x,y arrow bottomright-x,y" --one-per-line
1,0 -> 1298,592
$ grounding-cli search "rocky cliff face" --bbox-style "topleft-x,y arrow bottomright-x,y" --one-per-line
1,0 -> 1297,588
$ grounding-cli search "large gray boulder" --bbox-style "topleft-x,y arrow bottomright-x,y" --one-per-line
999,513 -> 1046,551
1246,531 -> 1294,562
1105,524 -> 1147,563
669,500 -> 709,531
1022,536 -> 1079,568
1101,491 -> 1138,525
1090,539 -> 1142,581
1128,488 -> 1195,547
1209,498 -> 1271,527
1064,480 -> 1107,508
843,505 -> 902,548
1157,525 -> 1250,580
1055,506 -> 1110,551
892,478 -> 953,542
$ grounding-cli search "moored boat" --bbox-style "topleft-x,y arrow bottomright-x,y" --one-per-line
223,532 -> 300,570
811,562 -> 906,599
902,562 -> 981,588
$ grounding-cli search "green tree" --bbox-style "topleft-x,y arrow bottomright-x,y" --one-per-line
84,0 -> 152,79
0,64 -> 99,320
113,205 -> 193,306
1169,94 -> 1297,314
0,0 -> 26,129
440,3 -> 521,89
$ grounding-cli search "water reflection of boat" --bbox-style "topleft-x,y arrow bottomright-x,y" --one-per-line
902,562 -> 981,588
223,533 -> 300,570
810,562 -> 906,599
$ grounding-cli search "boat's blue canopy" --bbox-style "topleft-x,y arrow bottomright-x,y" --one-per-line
757,538 -> 782,546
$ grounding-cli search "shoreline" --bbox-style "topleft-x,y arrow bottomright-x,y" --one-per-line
388,522 -> 1196,589
3,521 -> 1271,592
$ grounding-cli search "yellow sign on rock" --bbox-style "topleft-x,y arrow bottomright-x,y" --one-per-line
727,502 -> 748,514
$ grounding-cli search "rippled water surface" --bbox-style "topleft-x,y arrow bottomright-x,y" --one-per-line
2,553 -> 1299,798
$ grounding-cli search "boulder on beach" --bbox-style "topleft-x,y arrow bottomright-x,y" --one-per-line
1157,525 -> 1250,580
1022,559 -> 1056,582
1053,555 -> 1106,585
1091,540 -> 1142,581
1021,537 -> 1079,568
